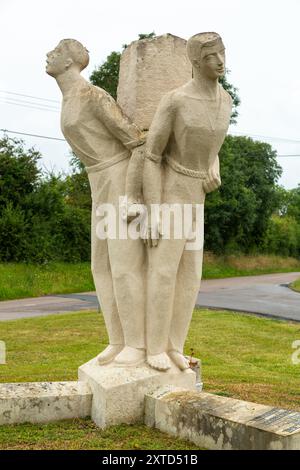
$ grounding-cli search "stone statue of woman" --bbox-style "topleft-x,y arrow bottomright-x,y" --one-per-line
141,32 -> 233,371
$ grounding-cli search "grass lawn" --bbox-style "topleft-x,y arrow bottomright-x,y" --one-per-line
291,278 -> 300,293
0,308 -> 299,449
1,253 -> 300,301
0,420 -> 200,451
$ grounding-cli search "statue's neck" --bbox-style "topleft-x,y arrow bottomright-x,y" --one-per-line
55,70 -> 87,98
191,69 -> 219,99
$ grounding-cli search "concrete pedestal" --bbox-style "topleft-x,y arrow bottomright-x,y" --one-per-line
78,357 -> 196,429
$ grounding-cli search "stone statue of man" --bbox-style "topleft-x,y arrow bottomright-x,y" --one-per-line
46,39 -> 147,367
141,32 -> 233,371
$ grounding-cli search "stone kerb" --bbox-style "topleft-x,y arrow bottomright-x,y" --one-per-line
145,389 -> 300,450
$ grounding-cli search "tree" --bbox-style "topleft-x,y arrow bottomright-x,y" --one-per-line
286,185 -> 300,222
219,72 -> 240,124
0,135 -> 41,210
90,51 -> 121,99
65,153 -> 91,210
204,136 -> 283,253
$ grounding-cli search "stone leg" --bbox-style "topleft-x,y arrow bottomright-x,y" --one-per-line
168,247 -> 203,368
108,236 -> 146,351
146,237 -> 186,369
91,213 -> 124,362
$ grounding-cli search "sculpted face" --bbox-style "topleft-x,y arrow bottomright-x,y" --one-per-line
46,42 -> 71,77
190,40 -> 226,80
199,42 -> 225,80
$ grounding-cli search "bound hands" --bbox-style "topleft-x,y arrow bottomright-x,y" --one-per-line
203,166 -> 221,194
141,208 -> 163,248
120,198 -> 145,223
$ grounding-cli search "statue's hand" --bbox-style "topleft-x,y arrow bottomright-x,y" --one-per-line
120,198 -> 144,223
203,167 -> 221,194
141,210 -> 162,248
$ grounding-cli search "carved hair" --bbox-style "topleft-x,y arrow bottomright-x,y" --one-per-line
187,32 -> 223,62
59,39 -> 89,71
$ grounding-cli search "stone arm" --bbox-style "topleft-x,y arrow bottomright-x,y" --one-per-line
203,154 -> 221,194
92,87 -> 146,209
143,92 -> 175,246
93,89 -> 144,150
143,92 -> 175,207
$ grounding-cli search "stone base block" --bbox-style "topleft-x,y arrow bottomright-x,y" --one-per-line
78,357 -> 196,429
145,390 -> 300,450
0,381 -> 92,425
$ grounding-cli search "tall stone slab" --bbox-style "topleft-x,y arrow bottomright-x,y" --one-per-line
117,34 -> 192,130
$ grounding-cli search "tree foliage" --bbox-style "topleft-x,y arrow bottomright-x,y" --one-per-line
204,136 -> 283,253
0,136 -> 90,262
219,72 -> 240,124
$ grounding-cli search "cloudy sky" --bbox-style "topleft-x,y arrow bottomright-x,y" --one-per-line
0,0 -> 299,188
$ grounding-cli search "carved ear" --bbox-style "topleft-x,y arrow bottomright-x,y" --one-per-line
192,59 -> 201,68
65,58 -> 73,70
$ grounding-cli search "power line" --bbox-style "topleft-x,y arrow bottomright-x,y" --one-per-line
0,129 -> 65,142
0,90 -> 59,104
1,129 -> 300,155
231,131 -> 300,144
1,90 -> 300,145
0,99 -> 59,113
1,97 -> 59,110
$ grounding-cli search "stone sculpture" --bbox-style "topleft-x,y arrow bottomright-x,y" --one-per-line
46,32 -> 232,375
46,39 -> 147,367
140,32 -> 232,370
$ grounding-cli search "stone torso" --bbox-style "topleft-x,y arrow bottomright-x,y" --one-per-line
61,83 -> 128,168
167,82 -> 232,171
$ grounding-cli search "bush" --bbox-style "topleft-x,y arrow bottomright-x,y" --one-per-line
0,203 -> 27,261
261,215 -> 300,258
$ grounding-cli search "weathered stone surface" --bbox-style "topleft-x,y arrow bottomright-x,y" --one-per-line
145,390 -> 300,450
0,381 -> 92,425
117,34 -> 192,129
78,357 -> 196,428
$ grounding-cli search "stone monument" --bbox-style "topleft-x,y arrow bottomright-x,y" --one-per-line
46,32 -> 231,427
46,37 -> 197,427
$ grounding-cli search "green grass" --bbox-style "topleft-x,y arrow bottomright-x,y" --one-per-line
1,254 -> 300,301
291,278 -> 300,292
0,262 -> 94,301
0,308 -> 300,449
0,420 -> 200,450
202,253 -> 300,279
0,309 -> 299,409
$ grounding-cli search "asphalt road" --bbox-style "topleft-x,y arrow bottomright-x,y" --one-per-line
0,272 -> 299,322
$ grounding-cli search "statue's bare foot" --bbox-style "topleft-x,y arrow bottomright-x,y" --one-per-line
114,346 -> 146,366
168,350 -> 190,370
147,353 -> 171,371
97,345 -> 123,365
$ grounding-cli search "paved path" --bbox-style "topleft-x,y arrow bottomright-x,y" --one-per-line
0,272 -> 299,322
196,272 -> 300,322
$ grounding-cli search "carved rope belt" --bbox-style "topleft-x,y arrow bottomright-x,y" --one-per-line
165,156 -> 208,180
86,151 -> 129,174
146,150 -> 208,179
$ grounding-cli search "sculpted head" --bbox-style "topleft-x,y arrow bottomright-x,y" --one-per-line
187,32 -> 225,80
46,39 -> 89,78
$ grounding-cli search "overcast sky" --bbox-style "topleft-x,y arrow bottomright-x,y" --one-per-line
0,0 -> 299,188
